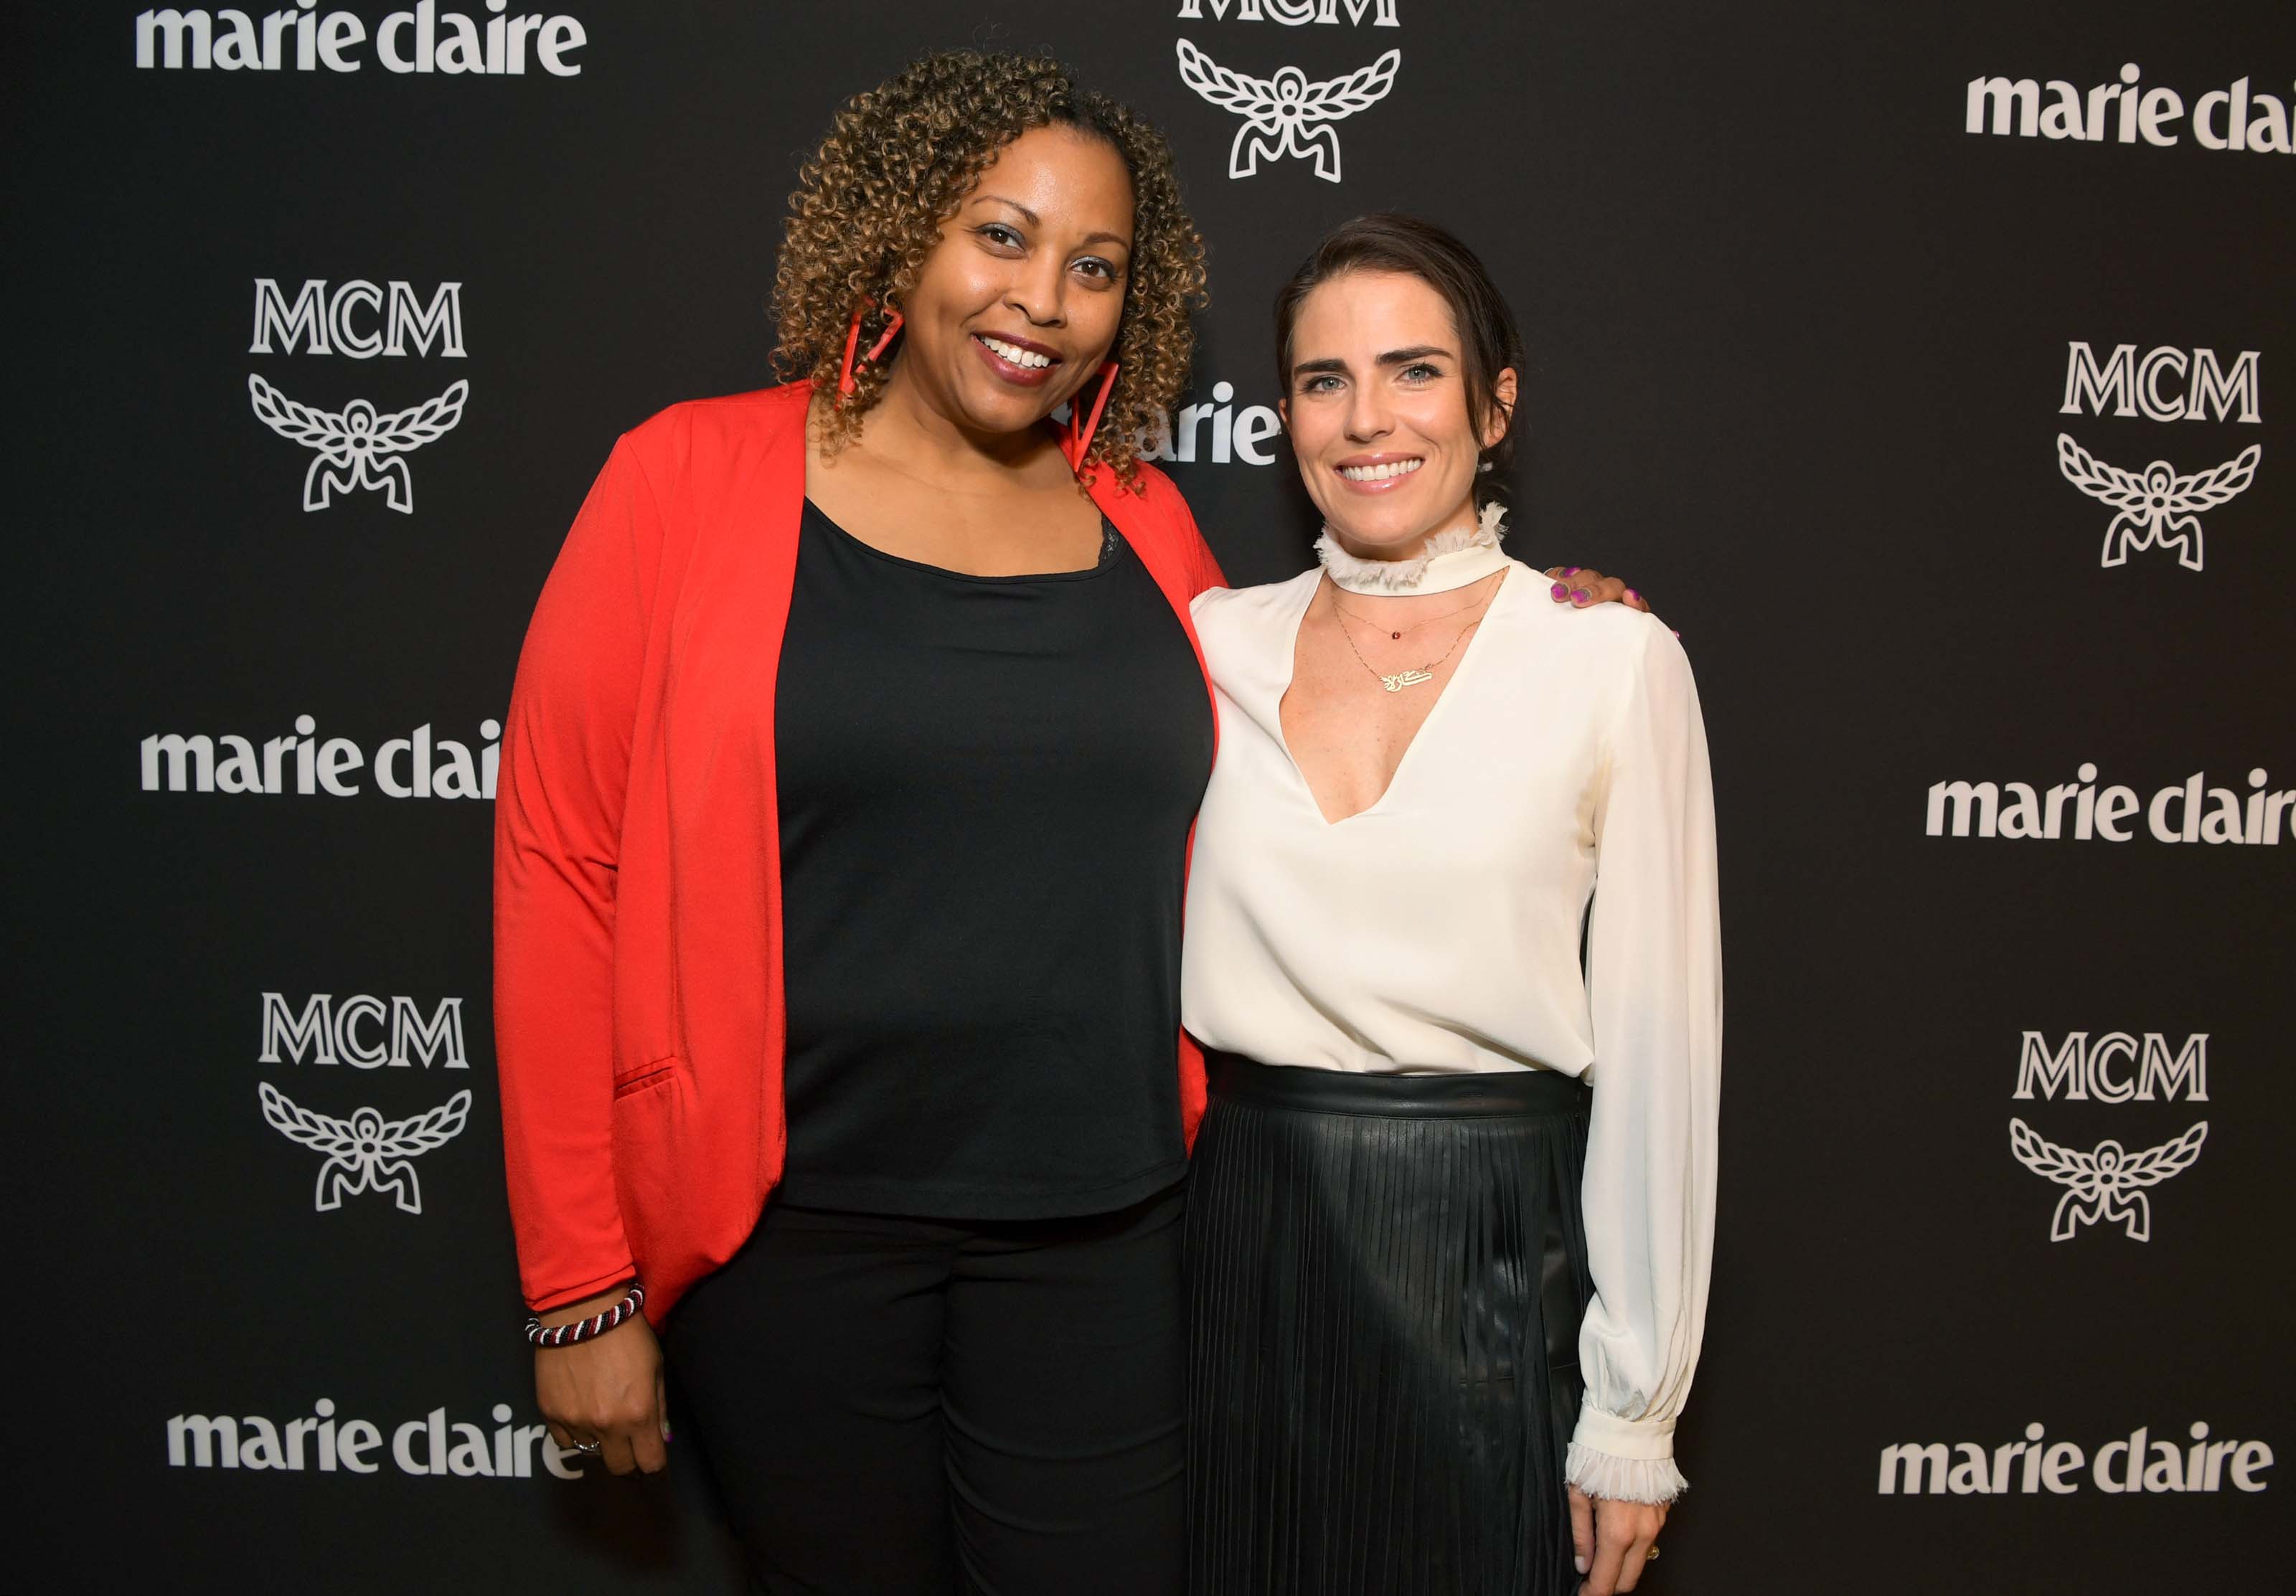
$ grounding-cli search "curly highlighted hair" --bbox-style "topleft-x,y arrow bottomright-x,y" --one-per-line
772,49 -> 1207,487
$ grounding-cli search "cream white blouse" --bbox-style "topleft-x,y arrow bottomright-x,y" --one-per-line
1181,559 -> 1722,1504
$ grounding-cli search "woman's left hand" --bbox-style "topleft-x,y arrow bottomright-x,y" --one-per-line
1544,566 -> 1656,619
1568,1485 -> 1668,1595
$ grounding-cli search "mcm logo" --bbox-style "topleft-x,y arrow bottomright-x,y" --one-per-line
2008,1118 -> 2207,1241
248,374 -> 469,514
2056,435 -> 2260,570
1175,1 -> 1400,22
1175,39 -> 1401,181
260,1082 -> 471,1214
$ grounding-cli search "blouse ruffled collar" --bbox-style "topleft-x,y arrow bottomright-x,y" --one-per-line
1313,501 -> 1512,595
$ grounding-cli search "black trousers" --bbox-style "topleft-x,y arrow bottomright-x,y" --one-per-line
664,1184 -> 1187,1596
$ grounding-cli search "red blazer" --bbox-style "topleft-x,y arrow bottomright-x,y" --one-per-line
493,382 -> 1227,1321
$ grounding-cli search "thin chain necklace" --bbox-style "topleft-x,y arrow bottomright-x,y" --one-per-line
1330,580 -> 1496,693
1331,590 -> 1490,641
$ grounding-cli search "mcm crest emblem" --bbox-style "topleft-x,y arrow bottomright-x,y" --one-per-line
2008,1118 -> 2207,1242
248,374 -> 469,514
2056,435 -> 2260,571
1175,39 -> 1401,182
260,1082 -> 471,1214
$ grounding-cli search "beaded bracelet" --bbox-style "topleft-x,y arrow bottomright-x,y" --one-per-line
524,1281 -> 645,1349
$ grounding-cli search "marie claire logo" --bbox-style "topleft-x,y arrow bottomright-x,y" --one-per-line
1147,380 -> 1284,465
136,6 -> 588,75
141,717 -> 500,798
168,1399 -> 591,1478
1924,765 -> 2292,845
1966,67 -> 2294,154
1878,1422 -> 2273,1496
249,278 -> 469,513
1065,379 -> 1281,463
2056,342 -> 2262,570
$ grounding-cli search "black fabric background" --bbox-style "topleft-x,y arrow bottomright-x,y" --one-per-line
6,4 -> 2288,1590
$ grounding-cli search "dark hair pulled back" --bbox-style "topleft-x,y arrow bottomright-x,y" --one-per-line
1272,212 -> 1523,506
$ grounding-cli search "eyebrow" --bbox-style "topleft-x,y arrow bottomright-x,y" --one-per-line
973,194 -> 1042,226
970,194 -> 1132,252
1289,346 -> 1457,381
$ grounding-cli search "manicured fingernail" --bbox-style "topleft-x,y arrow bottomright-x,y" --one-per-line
1671,628 -> 1681,638
1563,566 -> 1581,576
1574,1556 -> 1589,1574
1625,588 -> 1640,601
1551,582 -> 1570,600
1572,588 -> 1592,604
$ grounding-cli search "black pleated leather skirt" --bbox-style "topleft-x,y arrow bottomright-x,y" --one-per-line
1185,1052 -> 1594,1596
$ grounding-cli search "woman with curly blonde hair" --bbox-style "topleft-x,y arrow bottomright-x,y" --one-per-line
492,49 -> 1222,1593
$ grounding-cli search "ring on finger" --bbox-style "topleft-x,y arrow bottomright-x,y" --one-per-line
571,1437 -> 603,1454
1645,1545 -> 1661,1562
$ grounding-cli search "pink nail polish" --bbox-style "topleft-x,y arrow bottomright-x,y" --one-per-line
1625,588 -> 1640,601
1572,588 -> 1591,603
1551,582 -> 1570,600
1563,566 -> 1581,577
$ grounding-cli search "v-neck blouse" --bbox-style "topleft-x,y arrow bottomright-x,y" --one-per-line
1180,557 -> 1722,1503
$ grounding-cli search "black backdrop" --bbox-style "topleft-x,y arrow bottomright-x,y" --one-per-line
8,3 -> 2290,1591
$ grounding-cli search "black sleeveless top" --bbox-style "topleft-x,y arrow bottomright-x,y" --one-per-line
772,499 -> 1213,1219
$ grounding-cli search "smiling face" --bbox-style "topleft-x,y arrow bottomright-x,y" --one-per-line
1281,269 -> 1516,558
890,124 -> 1136,442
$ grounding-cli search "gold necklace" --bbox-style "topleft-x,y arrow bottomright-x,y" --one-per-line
1331,590 -> 1488,641
1331,587 -> 1492,693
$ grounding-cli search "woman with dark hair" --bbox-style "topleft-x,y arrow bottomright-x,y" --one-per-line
1182,214 -> 1719,1596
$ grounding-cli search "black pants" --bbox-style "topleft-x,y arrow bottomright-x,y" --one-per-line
664,1184 -> 1187,1596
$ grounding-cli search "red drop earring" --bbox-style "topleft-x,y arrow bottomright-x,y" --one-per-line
837,301 -> 905,397
1062,361 -> 1121,470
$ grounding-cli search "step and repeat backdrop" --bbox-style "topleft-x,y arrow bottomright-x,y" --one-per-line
9,2 -> 2289,1590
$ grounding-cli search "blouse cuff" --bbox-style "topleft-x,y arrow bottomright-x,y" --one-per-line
1568,1404 -> 1687,1503
1566,1442 -> 1689,1505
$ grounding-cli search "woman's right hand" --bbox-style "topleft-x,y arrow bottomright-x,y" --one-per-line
534,1286 -> 671,1476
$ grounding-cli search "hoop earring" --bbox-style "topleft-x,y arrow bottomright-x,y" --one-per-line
837,301 -> 905,398
1062,361 -> 1120,470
